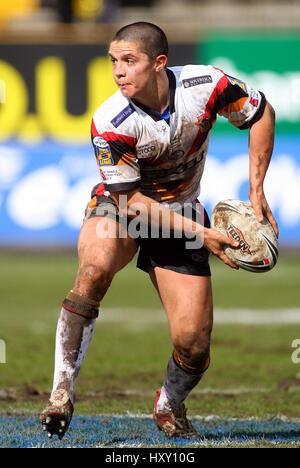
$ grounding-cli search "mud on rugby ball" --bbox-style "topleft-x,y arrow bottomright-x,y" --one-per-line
211,199 -> 278,273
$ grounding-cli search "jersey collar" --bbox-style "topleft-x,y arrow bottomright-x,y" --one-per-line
130,69 -> 176,123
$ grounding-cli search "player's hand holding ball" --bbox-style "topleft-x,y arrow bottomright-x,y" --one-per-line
211,199 -> 279,272
203,225 -> 240,270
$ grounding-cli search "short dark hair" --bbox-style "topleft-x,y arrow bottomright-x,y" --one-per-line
111,22 -> 169,60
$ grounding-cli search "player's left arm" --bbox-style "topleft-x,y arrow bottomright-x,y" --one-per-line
248,101 -> 279,237
211,69 -> 279,238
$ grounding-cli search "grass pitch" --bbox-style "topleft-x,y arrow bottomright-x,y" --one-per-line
0,250 -> 299,447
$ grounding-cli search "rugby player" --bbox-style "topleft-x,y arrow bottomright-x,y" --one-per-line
40,22 -> 278,439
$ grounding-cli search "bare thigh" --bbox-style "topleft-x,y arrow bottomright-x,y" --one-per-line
73,216 -> 138,301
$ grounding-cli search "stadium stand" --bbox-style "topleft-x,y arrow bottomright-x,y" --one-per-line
1,0 -> 300,31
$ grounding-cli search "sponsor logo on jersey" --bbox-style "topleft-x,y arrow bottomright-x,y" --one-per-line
142,152 -> 204,180
168,137 -> 185,160
93,136 -> 110,149
111,105 -> 135,128
136,143 -> 157,159
226,75 -> 247,93
93,138 -> 114,166
183,75 -> 213,88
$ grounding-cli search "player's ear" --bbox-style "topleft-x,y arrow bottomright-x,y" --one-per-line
154,55 -> 168,72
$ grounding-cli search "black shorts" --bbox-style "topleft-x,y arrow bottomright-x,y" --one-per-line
85,189 -> 211,277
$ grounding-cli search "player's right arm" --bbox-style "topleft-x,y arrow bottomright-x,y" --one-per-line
112,188 -> 239,269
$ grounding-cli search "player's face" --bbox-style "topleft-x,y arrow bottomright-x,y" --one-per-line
109,40 -> 159,99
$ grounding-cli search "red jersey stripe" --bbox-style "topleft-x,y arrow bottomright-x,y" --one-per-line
91,119 -> 137,148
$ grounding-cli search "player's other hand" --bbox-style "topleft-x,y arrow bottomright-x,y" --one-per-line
203,227 -> 240,269
249,190 -> 279,238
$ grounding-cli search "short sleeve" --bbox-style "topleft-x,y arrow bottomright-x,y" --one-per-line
91,119 -> 141,192
209,70 -> 266,129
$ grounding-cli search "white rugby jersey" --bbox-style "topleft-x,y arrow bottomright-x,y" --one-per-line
91,65 -> 266,204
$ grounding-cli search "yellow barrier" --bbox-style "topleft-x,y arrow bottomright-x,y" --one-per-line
0,0 -> 39,21
0,56 -> 117,142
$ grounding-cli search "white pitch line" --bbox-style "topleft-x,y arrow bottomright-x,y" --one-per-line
100,308 -> 300,325
214,309 -> 300,324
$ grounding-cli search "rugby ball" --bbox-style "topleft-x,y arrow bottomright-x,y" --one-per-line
211,199 -> 278,273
